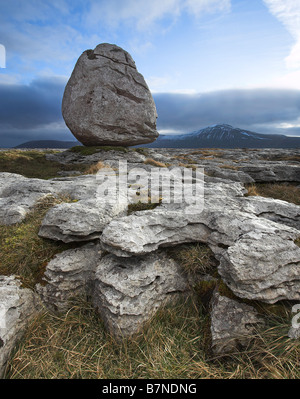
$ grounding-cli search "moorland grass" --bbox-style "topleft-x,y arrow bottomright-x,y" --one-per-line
5,293 -> 300,379
0,150 -> 89,179
246,183 -> 300,205
0,195 -> 76,289
144,158 -> 167,167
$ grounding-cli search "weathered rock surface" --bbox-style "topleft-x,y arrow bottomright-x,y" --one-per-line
62,43 -> 158,146
237,196 -> 300,229
218,231 -> 300,303
100,195 -> 300,303
93,251 -> 188,338
239,163 -> 300,183
46,148 -> 147,165
38,198 -> 127,243
0,276 -> 41,377
0,173 -> 53,225
0,173 -> 101,225
100,199 -> 299,258
36,243 -> 102,312
210,291 -> 264,355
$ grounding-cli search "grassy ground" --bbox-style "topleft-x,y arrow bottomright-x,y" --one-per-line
0,195 -> 76,289
246,183 -> 300,205
6,293 -> 299,379
0,150 -> 90,179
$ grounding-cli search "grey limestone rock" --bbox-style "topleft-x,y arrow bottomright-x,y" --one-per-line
0,276 -> 41,377
62,43 -> 158,146
36,242 -> 102,312
38,198 -> 127,243
210,291 -> 264,355
92,251 -> 188,338
0,173 -> 102,225
100,199 -> 300,303
217,230 -> 300,303
239,163 -> 300,183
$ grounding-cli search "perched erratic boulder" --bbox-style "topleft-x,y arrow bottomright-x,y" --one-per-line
62,43 -> 158,146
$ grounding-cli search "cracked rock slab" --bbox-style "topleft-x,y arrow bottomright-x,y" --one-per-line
92,251 -> 188,339
210,291 -> 264,355
237,196 -> 300,229
36,242 -> 102,312
217,231 -> 300,303
62,43 -> 158,146
0,276 -> 41,378
38,198 -> 127,243
0,173 -> 104,225
100,198 -> 300,303
100,202 -> 299,257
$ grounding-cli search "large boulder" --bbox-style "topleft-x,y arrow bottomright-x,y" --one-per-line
62,43 -> 158,146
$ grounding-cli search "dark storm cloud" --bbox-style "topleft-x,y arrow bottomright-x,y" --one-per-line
0,76 -> 66,129
153,89 -> 300,133
0,76 -> 74,147
0,125 -> 74,148
1,79 -> 300,147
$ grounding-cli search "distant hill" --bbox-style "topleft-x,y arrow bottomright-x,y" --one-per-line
15,140 -> 81,149
144,124 -> 300,149
13,125 -> 300,149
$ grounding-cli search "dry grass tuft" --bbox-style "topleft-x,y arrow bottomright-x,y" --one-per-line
190,150 -> 221,158
246,183 -> 300,205
168,243 -> 217,277
246,184 -> 259,196
84,161 -> 108,175
144,158 -> 167,168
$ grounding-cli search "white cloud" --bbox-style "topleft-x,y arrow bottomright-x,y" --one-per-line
86,0 -> 181,30
185,0 -> 230,17
269,69 -> 300,90
87,0 -> 231,31
128,40 -> 154,55
263,0 -> 300,69
146,75 -> 172,92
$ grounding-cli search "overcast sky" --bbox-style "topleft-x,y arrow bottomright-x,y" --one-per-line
0,0 -> 300,147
